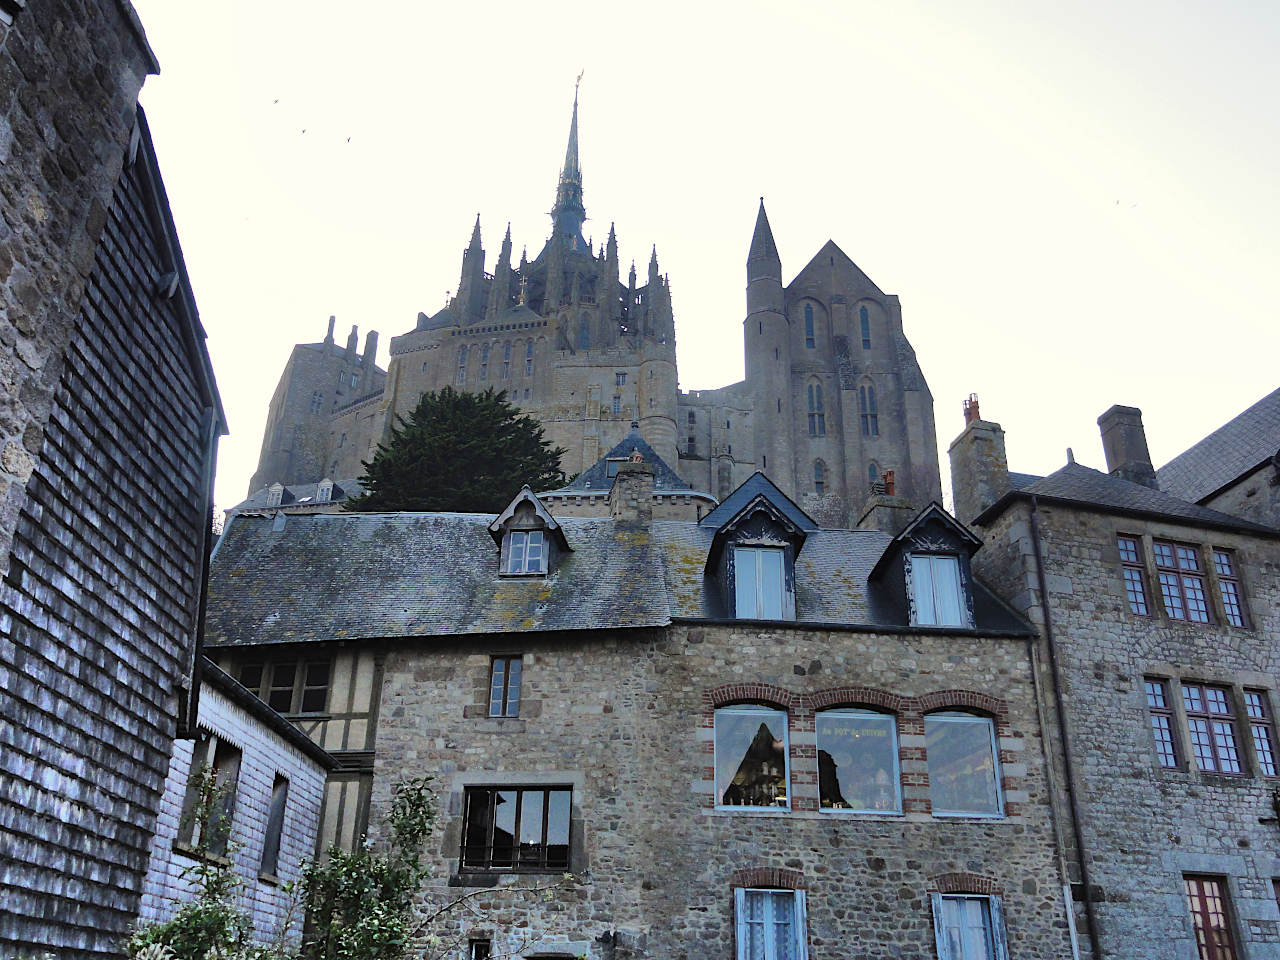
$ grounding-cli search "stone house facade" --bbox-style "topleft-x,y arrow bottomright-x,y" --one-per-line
0,3 -> 226,955
951,399 -> 1280,960
206,463 -> 1076,958
139,662 -> 334,950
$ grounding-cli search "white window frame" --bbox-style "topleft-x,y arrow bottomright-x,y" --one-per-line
715,705 -> 791,811
925,712 -> 1004,818
911,553 -> 968,627
930,893 -> 1008,960
734,888 -> 809,960
734,545 -> 789,621
505,530 -> 546,575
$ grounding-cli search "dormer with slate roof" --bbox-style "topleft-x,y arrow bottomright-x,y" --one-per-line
488,485 -> 571,576
870,502 -> 983,629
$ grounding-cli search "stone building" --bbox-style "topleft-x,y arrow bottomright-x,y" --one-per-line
0,3 -> 226,955
206,464 -> 1075,958
248,89 -> 942,525
951,398 -> 1280,960
138,661 -> 334,951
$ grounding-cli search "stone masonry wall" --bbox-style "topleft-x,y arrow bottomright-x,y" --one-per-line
138,684 -> 328,949
370,623 -> 1074,959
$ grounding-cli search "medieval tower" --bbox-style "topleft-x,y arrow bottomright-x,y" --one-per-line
247,89 -> 941,525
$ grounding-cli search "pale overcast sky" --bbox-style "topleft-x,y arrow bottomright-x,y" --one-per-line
127,1 -> 1280,512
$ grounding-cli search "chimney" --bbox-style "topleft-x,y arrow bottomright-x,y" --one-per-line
1098,405 -> 1158,489
856,470 -> 914,536
948,394 -> 1011,525
325,315 -> 336,344
608,456 -> 654,525
363,329 -> 379,365
345,324 -> 359,357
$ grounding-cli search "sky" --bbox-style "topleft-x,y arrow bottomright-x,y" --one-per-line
127,0 -> 1280,513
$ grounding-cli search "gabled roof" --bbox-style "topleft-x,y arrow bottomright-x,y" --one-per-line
230,478 -> 363,512
487,485 -> 570,551
788,240 -> 885,298
1156,387 -> 1280,503
554,424 -> 692,493
977,461 -> 1278,536
700,472 -> 818,532
895,502 -> 983,550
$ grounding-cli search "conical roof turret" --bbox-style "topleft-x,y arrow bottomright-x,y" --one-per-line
747,198 -> 781,279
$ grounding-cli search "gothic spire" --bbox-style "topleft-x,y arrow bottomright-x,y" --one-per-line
747,197 -> 781,282
551,74 -> 587,247
468,213 -> 483,253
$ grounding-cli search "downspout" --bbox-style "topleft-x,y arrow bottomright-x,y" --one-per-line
1029,495 -> 1104,960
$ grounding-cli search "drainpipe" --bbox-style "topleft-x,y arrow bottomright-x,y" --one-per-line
1029,496 -> 1104,960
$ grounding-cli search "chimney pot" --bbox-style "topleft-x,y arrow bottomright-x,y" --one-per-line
963,393 -> 981,424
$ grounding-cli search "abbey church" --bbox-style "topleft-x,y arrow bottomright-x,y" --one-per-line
249,91 -> 942,523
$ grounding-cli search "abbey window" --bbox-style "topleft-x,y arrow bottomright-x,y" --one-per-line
804,303 -> 816,349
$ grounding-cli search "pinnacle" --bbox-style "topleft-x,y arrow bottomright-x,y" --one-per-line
748,198 -> 780,266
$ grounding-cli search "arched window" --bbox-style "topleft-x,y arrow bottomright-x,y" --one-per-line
715,704 -> 790,809
480,343 -> 489,381
817,708 -> 901,813
577,315 -> 590,350
457,345 -> 468,384
807,382 -> 826,436
860,305 -> 871,350
868,461 -> 880,488
814,460 -> 825,497
804,303 -> 816,349
925,711 -> 1002,817
524,340 -> 534,377
859,382 -> 878,437
502,342 -> 512,379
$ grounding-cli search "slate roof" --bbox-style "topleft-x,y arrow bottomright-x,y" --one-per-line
204,508 -> 1032,648
555,425 -> 694,493
229,478 -> 363,513
1156,387 -> 1280,503
977,462 -> 1278,536
700,472 -> 818,532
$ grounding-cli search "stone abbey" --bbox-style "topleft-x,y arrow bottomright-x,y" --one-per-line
248,90 -> 942,523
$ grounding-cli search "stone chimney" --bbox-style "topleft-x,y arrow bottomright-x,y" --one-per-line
856,470 -> 914,536
362,329 -> 379,365
608,456 -> 654,525
1098,405 -> 1158,489
948,393 -> 1011,526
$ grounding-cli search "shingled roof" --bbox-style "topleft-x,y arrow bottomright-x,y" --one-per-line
555,424 -> 693,493
1156,387 -> 1280,504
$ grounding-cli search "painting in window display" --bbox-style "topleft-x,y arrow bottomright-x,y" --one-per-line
716,706 -> 789,808
817,709 -> 900,812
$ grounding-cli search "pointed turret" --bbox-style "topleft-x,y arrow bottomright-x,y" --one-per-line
550,79 -> 587,248
468,213 -> 483,252
457,214 -> 487,323
606,223 -> 618,262
747,198 -> 781,280
486,223 -> 514,319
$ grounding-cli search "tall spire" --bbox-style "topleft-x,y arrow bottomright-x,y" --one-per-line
747,197 -> 781,280
551,73 -> 587,247
468,213 -> 483,253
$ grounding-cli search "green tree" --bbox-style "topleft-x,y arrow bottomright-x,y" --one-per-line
346,387 -> 566,513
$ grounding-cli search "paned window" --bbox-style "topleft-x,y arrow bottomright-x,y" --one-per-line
804,303 -> 816,349
578,316 -> 589,349
817,709 -> 901,813
868,461 -> 880,488
813,461 -> 825,497
612,395 -> 621,415
925,712 -> 1002,816
238,660 -> 330,715
177,734 -> 242,857
489,656 -> 522,718
859,383 -> 879,436
505,530 -> 546,575
310,391 -> 324,413
1184,875 -> 1239,960
807,383 -> 825,436
1213,550 -> 1247,627
616,372 -> 627,386
860,305 -> 872,350
734,545 -> 786,620
502,342 -> 511,379
1181,683 -> 1242,774
480,343 -> 489,380
1245,690 -> 1277,776
715,705 -> 789,808
931,894 -> 1007,960
259,775 -> 289,877
524,341 -> 534,377
457,345 -> 468,383
1154,541 -> 1211,623
461,786 -> 571,871
735,888 -> 808,960
1145,678 -> 1179,768
911,554 -> 965,627
1117,535 -> 1150,615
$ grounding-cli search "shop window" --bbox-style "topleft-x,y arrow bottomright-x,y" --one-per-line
925,712 -> 1002,817
461,786 -> 571,871
715,704 -> 789,809
489,656 -> 523,718
817,708 -> 901,813
735,888 -> 808,960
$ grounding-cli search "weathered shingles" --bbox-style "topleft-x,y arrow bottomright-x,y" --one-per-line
1156,387 -> 1280,503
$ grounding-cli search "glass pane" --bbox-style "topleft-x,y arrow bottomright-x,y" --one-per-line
491,790 -> 516,867
1176,545 -> 1201,571
508,532 -> 526,573
1117,537 -> 1139,563
518,789 -> 545,866
1213,550 -> 1234,577
546,790 -> 571,868
716,707 -> 788,807
489,660 -> 506,716
771,892 -> 796,960
759,549 -> 784,620
462,789 -> 493,867
1211,721 -> 1241,773
817,710 -> 899,812
1154,542 -> 1176,567
931,556 -> 965,626
735,547 -> 760,619
926,715 -> 1000,815
300,685 -> 328,713
911,555 -> 937,625
238,663 -> 264,695
1187,718 -> 1215,771
1145,680 -> 1167,709
505,658 -> 522,716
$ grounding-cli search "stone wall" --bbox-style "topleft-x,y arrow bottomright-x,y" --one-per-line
1200,462 -> 1280,530
369,623 -> 1073,959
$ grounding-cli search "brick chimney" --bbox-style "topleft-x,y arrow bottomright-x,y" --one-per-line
948,394 -> 1011,526
856,471 -> 915,536
1098,405 -> 1158,489
608,458 -> 654,525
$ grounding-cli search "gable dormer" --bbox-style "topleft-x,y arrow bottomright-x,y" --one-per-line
488,485 -> 571,577
869,502 -> 982,628
703,473 -> 818,621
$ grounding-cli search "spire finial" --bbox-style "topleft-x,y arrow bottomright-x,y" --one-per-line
551,76 -> 587,244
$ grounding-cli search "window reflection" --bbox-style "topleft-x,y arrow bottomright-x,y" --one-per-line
716,706 -> 789,808
925,712 -> 1002,816
817,709 -> 901,813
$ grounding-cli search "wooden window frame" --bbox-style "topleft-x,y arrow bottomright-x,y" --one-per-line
1116,535 -> 1151,616
1144,677 -> 1180,769
1181,683 -> 1243,775
1153,540 -> 1212,623
1212,549 -> 1248,627
1244,690 -> 1277,777
1184,875 -> 1240,960
931,893 -> 1008,960
460,785 -> 572,872
504,530 -> 546,576
735,888 -> 809,960
488,656 -> 523,718
237,658 -> 331,716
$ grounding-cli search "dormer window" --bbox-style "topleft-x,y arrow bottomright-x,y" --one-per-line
506,530 -> 546,575
734,545 -> 785,619
316,479 -> 333,504
266,483 -> 284,507
910,554 -> 965,626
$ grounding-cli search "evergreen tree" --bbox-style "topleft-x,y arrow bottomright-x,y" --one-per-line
346,387 -> 566,513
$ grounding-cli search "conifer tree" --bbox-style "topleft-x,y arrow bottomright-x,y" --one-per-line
346,387 -> 566,513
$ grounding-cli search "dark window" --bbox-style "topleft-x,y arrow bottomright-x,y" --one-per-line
469,941 -> 492,960
577,316 -> 589,349
461,786 -> 571,871
267,661 -> 298,713
1245,690 -> 1277,776
868,461 -> 880,488
502,343 -> 511,379
1213,549 -> 1247,627
813,461 -> 825,497
178,734 -> 241,858
480,343 -> 489,381
860,305 -> 871,350
300,661 -> 331,713
1117,535 -> 1150,615
804,303 -> 815,349
715,705 -> 789,808
1154,541 -> 1211,622
688,410 -> 696,424
505,530 -> 545,575
259,775 -> 289,877
807,384 -> 825,436
338,432 -> 346,448
1182,683 -> 1242,774
309,392 -> 323,413
859,383 -> 879,436
817,708 -> 900,813
457,345 -> 468,383
925,712 -> 1002,816
524,341 -> 534,377
616,372 -> 627,386
489,656 -> 523,718
239,659 -> 330,715
1145,678 -> 1179,768
1184,875 -> 1238,960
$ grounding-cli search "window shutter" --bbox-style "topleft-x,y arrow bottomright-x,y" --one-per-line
734,887 -> 748,960
794,890 -> 810,960
930,893 -> 949,960
989,895 -> 1009,960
